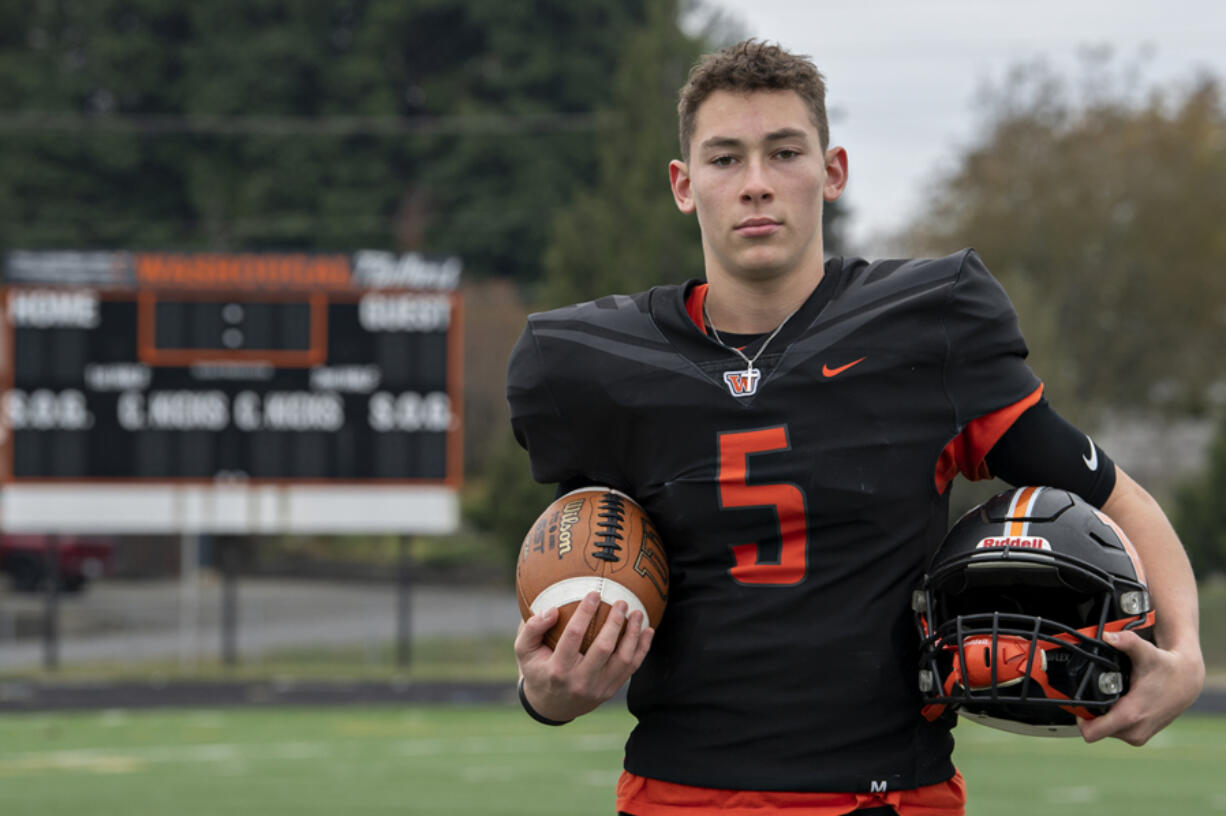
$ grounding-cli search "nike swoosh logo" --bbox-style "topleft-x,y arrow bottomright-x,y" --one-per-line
1082,434 -> 1098,471
821,357 -> 866,378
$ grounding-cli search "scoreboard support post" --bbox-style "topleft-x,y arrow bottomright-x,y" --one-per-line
395,536 -> 413,669
41,537 -> 61,671
178,532 -> 202,669
220,537 -> 240,668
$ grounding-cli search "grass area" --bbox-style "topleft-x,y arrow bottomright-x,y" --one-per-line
954,714 -> 1226,813
0,705 -> 626,816
0,705 -> 1222,816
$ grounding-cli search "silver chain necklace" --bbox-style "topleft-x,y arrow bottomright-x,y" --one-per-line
703,298 -> 799,396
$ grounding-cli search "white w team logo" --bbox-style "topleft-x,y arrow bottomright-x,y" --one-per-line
723,368 -> 760,397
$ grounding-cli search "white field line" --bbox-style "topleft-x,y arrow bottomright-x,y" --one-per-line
0,732 -> 626,775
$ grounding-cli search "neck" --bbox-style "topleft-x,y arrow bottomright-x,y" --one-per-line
704,261 -> 825,335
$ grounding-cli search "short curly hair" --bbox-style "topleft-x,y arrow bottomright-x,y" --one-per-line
677,40 -> 829,162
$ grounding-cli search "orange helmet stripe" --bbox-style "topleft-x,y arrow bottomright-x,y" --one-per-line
1004,485 -> 1043,537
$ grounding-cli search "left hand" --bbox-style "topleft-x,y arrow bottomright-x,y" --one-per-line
1078,628 -> 1204,746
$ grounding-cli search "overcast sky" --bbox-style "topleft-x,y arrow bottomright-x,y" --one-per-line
703,0 -> 1226,255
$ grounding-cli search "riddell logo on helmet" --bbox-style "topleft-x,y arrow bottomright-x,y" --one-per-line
976,536 -> 1052,550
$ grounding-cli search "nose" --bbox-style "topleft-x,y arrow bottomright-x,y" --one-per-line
739,158 -> 773,203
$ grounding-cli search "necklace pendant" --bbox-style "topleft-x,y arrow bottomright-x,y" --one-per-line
722,367 -> 761,397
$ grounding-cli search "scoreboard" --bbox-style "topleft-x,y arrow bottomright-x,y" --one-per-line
0,250 -> 463,534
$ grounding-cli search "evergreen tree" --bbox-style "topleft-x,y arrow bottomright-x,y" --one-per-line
0,0 -> 649,281
540,0 -> 705,306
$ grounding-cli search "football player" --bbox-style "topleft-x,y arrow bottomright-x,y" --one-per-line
509,40 -> 1204,816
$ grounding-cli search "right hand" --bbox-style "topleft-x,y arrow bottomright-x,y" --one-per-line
514,590 -> 655,723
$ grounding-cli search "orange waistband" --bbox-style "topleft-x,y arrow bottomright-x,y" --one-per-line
616,769 -> 965,816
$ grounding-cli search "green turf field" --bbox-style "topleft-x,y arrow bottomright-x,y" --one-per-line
0,704 -> 1223,815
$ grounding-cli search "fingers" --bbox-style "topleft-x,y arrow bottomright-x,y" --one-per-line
586,599 -> 631,662
514,605 -> 558,663
1078,704 -> 1152,746
612,608 -> 655,674
607,608 -> 655,693
1104,629 -> 1151,661
1078,710 -> 1121,744
586,604 -> 656,698
553,591 -> 602,664
614,608 -> 646,665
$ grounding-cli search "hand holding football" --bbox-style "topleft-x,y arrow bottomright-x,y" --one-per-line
516,487 -> 668,653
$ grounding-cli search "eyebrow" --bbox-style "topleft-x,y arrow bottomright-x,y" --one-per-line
699,127 -> 811,152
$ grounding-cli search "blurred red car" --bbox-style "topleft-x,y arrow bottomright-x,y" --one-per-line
0,535 -> 115,593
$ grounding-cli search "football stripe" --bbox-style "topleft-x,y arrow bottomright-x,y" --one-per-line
529,576 -> 650,622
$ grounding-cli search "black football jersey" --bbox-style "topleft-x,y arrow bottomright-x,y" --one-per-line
507,250 -> 1041,793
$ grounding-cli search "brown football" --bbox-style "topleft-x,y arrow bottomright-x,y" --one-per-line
516,487 -> 668,653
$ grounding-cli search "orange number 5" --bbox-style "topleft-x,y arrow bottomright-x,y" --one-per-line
718,426 -> 808,585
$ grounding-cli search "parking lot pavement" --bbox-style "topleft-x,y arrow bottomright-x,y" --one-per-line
0,576 -> 520,670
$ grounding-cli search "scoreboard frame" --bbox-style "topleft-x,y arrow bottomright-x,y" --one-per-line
0,250 -> 464,535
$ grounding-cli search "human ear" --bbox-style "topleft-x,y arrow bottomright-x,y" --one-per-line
822,146 -> 848,202
669,160 -> 696,214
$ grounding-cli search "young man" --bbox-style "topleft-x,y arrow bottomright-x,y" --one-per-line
508,40 -> 1204,815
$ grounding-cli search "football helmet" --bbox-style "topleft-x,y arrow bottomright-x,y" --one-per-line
914,486 -> 1155,736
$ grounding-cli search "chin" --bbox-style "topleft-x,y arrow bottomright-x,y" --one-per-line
734,252 -> 792,278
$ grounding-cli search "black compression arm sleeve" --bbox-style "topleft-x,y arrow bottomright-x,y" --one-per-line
984,398 -> 1117,508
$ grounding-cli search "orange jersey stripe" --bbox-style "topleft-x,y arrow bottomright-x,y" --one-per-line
686,283 -> 709,331
934,385 -> 1044,494
616,770 -> 966,816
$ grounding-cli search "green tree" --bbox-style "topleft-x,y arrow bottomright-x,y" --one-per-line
404,0 -> 652,280
0,0 -> 649,281
539,0 -> 707,306
897,55 -> 1226,426
465,430 -> 556,556
1174,410 -> 1226,577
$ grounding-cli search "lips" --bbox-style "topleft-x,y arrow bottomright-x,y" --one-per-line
735,217 -> 781,238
